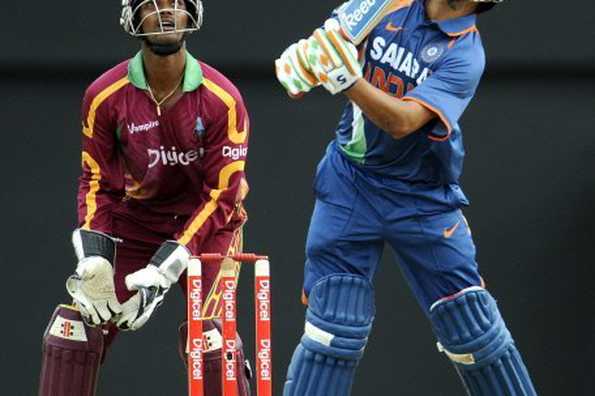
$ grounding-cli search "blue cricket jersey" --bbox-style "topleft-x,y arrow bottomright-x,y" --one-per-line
334,0 -> 485,194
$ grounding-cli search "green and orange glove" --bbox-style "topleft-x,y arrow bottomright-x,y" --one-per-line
302,18 -> 363,95
275,42 -> 320,98
275,19 -> 363,97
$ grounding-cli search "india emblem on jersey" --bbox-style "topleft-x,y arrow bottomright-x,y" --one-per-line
421,42 -> 446,63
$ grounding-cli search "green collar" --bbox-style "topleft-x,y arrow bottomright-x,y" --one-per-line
128,50 -> 203,92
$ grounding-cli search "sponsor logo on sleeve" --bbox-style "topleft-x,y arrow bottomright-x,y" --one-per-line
222,145 -> 248,161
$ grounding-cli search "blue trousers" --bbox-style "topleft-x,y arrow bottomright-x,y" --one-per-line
303,145 -> 483,312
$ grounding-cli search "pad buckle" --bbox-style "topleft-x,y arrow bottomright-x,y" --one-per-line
437,342 -> 476,365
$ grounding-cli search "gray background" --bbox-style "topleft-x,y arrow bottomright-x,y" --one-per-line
1,1 -> 594,395
3,2 -> 595,68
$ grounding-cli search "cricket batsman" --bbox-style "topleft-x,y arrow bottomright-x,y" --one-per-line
38,1 -> 252,395
276,0 -> 538,395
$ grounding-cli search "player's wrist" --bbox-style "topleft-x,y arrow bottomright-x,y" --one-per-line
150,240 -> 191,283
342,77 -> 364,95
72,228 -> 117,263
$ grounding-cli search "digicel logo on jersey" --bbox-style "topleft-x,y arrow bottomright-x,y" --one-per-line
147,146 -> 200,168
222,145 -> 248,160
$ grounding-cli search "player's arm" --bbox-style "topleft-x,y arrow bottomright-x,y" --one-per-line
397,44 -> 486,142
78,86 -> 125,233
345,43 -> 484,140
175,85 -> 250,254
278,19 -> 484,141
342,27 -> 485,141
68,84 -> 126,326
344,80 -> 436,139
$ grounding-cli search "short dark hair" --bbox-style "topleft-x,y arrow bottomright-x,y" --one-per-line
476,3 -> 497,14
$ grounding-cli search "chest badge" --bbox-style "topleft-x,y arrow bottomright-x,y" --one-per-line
195,116 -> 206,138
421,43 -> 446,64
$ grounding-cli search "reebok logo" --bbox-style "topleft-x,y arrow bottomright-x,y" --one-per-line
338,0 -> 392,43
341,0 -> 378,29
128,120 -> 159,135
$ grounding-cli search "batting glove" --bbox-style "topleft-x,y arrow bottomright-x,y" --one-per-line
116,241 -> 190,331
66,229 -> 122,327
302,18 -> 363,95
275,42 -> 320,98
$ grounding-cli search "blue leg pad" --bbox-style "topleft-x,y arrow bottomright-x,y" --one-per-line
430,288 -> 538,396
283,274 -> 375,396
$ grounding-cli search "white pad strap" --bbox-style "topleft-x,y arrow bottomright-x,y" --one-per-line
304,321 -> 335,347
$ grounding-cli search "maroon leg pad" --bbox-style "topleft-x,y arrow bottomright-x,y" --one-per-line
178,320 -> 251,396
38,305 -> 104,396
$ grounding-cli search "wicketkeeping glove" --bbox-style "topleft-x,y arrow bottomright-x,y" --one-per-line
66,229 -> 122,327
275,42 -> 320,98
116,241 -> 190,331
302,18 -> 363,95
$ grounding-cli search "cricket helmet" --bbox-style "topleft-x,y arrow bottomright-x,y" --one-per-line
120,0 -> 204,37
472,0 -> 504,13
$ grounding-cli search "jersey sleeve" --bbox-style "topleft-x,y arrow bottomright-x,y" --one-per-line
176,82 -> 250,255
403,37 -> 485,141
77,83 -> 126,234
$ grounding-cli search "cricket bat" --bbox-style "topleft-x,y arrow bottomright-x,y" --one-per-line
336,0 -> 401,45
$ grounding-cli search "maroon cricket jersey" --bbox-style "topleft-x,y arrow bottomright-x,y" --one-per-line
77,50 -> 250,254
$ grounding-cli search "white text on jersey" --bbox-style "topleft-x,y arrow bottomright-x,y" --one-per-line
369,37 -> 432,85
222,145 -> 248,161
128,120 -> 160,135
148,146 -> 200,168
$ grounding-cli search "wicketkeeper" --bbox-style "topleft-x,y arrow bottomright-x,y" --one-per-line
276,0 -> 538,395
38,1 -> 252,395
